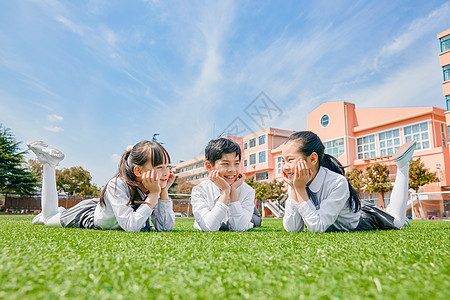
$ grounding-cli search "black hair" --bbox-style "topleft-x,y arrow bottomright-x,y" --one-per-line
285,131 -> 361,212
205,138 -> 241,166
99,140 -> 170,209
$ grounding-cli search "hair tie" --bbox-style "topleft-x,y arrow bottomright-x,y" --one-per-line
126,145 -> 133,153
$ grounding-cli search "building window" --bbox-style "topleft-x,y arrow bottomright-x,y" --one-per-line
446,95 -> 450,111
379,129 -> 400,157
255,171 -> 268,181
441,123 -> 447,147
320,114 -> 330,127
249,153 -> 256,165
357,135 -> 376,159
444,65 -> 450,82
244,159 -> 247,167
244,143 -> 248,150
249,138 -> 256,148
258,151 -> 266,163
276,156 -> 282,175
258,135 -> 266,145
404,122 -> 430,150
324,138 -> 344,158
441,34 -> 450,53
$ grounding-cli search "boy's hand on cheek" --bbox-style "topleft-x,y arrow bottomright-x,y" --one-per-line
230,173 -> 245,190
210,170 -> 230,193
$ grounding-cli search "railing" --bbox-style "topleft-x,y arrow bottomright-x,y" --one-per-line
262,200 -> 285,218
408,191 -> 450,219
2,194 -> 194,216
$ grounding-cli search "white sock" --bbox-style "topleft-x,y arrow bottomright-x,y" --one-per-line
386,162 -> 410,229
41,163 -> 60,222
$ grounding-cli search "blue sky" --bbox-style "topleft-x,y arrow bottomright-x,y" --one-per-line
1,0 -> 449,186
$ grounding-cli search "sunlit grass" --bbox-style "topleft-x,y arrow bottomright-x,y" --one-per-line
0,216 -> 449,299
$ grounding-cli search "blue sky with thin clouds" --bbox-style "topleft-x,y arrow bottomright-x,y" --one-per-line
1,0 -> 449,186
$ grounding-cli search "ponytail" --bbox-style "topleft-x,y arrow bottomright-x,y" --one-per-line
99,149 -> 139,207
286,131 -> 361,212
322,154 -> 361,212
99,140 -> 171,209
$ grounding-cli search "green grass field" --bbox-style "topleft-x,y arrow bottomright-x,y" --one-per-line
0,216 -> 449,299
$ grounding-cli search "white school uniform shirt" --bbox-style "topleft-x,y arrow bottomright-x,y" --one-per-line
283,167 -> 360,233
191,179 -> 256,232
93,177 -> 175,232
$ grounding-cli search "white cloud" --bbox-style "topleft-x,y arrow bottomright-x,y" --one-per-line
55,16 -> 91,36
48,114 -> 64,122
374,2 -> 450,70
44,126 -> 64,132
111,153 -> 121,164
151,1 -> 236,161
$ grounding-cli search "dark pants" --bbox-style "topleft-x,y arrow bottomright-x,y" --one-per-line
60,198 -> 100,229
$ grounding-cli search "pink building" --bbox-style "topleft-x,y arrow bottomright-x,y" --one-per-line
174,129 -> 294,185
271,102 -> 448,208
176,101 -> 448,210
439,29 -> 450,113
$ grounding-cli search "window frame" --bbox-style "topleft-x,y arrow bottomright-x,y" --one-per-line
440,35 -> 450,53
258,134 -> 266,145
249,153 -> 256,165
258,150 -> 266,163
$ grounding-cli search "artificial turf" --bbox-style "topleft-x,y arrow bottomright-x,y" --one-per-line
0,216 -> 449,299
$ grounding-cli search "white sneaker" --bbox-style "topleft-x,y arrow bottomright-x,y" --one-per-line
27,141 -> 65,167
392,141 -> 416,168
32,213 -> 44,225
404,218 -> 412,227
27,141 -> 48,154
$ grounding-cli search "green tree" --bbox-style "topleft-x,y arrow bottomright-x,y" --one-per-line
245,176 -> 287,202
56,166 -> 100,196
409,158 -> 438,192
346,168 -> 365,196
364,163 -> 392,208
0,124 -> 39,196
27,159 -> 43,184
169,176 -> 194,194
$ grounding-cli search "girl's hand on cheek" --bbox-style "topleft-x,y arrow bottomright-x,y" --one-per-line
282,170 -> 293,187
162,170 -> 176,191
292,159 -> 311,190
142,170 -> 161,195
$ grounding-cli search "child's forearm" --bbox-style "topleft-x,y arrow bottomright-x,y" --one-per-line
160,189 -> 170,200
293,187 -> 308,204
218,190 -> 230,205
144,193 -> 159,209
229,188 -> 238,203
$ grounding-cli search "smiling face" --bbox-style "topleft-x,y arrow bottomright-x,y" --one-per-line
281,140 -> 319,181
136,159 -> 171,189
206,152 -> 241,185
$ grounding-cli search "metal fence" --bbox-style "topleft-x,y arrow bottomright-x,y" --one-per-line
2,194 -> 194,216
409,191 -> 450,219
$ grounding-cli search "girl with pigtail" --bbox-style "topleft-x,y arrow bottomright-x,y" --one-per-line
28,140 -> 175,232
282,131 -> 415,233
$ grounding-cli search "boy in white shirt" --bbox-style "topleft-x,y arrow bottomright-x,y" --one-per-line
191,138 -> 262,231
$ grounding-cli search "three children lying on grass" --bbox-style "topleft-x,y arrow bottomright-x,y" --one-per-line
29,131 -> 415,233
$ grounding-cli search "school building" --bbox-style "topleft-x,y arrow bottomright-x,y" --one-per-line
175,102 -> 448,194
439,29 -> 450,143
174,29 -> 450,216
